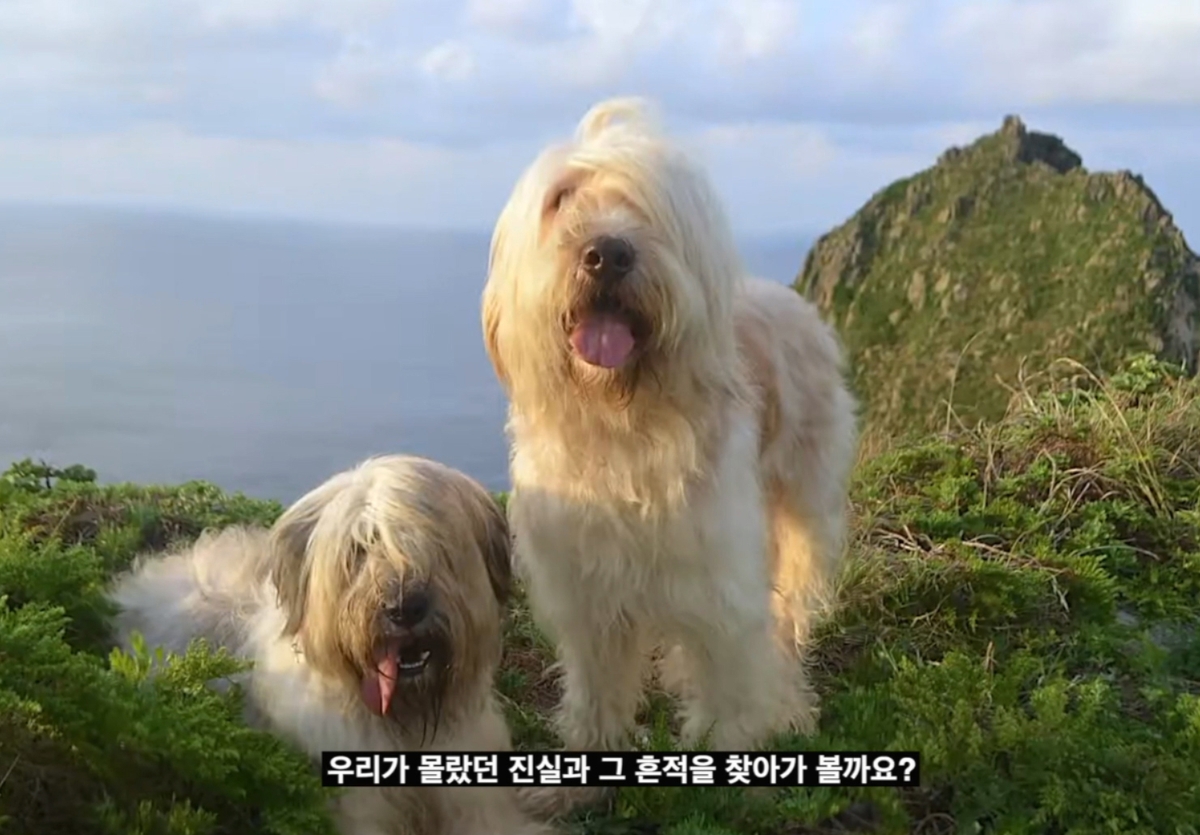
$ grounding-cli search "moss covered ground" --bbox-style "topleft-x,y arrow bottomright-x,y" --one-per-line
2,354 -> 1198,834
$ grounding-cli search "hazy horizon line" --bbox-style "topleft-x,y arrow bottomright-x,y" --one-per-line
0,197 -> 820,245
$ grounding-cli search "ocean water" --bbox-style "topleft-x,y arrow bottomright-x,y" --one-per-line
0,204 -> 812,503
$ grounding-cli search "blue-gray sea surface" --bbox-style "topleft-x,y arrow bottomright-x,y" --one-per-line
0,204 -> 812,504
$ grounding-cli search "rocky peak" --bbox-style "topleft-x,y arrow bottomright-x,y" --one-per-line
938,115 -> 1083,174
794,116 -> 1200,436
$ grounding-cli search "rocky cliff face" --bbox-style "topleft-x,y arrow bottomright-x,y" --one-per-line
795,115 -> 1200,437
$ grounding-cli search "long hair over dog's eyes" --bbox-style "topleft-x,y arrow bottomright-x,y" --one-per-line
545,185 -> 574,216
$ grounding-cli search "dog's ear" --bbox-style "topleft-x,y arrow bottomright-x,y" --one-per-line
476,493 -> 513,606
481,281 -> 509,389
268,501 -> 320,635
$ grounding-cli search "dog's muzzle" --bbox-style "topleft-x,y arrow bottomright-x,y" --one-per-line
570,235 -> 640,369
383,589 -> 436,679
580,235 -> 635,285
360,586 -> 448,718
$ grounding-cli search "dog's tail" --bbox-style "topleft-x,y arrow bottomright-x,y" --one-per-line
107,525 -> 275,664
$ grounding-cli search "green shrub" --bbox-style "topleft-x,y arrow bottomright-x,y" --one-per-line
0,467 -> 335,835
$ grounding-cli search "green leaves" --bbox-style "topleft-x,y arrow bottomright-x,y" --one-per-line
2,458 -> 97,493
0,476 -> 334,835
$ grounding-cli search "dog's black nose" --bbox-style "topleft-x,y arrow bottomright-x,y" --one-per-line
386,588 -> 431,627
580,236 -> 635,282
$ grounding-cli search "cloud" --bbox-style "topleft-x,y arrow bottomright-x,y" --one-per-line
846,1 -> 914,71
687,121 -> 932,234
0,115 -> 978,236
0,123 -> 532,229
717,0 -> 803,62
194,0 -> 399,33
418,41 -> 477,82
690,123 -> 842,180
0,0 -> 1197,241
462,0 -> 568,41
2,0 -> 1197,141
938,0 -> 1200,107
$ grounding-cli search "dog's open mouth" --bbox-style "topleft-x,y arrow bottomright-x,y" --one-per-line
398,644 -> 432,677
360,638 -> 433,717
570,311 -> 637,369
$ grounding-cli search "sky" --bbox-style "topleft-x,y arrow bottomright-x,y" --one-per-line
0,0 -> 1198,242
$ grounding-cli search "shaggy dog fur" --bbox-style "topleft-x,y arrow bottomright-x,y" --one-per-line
107,455 -> 552,835
481,97 -> 858,805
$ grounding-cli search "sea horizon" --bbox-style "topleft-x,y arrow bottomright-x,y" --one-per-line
0,201 -> 816,504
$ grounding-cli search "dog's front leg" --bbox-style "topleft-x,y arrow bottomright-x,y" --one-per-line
516,532 -> 646,752
673,507 -> 810,751
675,604 -> 798,750
553,614 -> 645,752
514,553 -> 642,822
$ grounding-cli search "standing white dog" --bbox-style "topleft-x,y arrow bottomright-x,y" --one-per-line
481,98 -> 858,765
108,455 -> 553,835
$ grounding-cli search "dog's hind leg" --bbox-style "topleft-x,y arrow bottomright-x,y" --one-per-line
767,481 -> 845,654
107,525 -> 273,662
760,484 -> 844,739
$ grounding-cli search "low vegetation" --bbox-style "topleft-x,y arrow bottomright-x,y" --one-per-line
3,353 -> 1199,833
796,115 -> 1200,439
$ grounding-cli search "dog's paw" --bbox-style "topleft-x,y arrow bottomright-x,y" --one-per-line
515,784 -> 614,822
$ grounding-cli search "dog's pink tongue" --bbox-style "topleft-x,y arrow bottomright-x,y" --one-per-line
360,644 -> 399,716
571,314 -> 635,368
